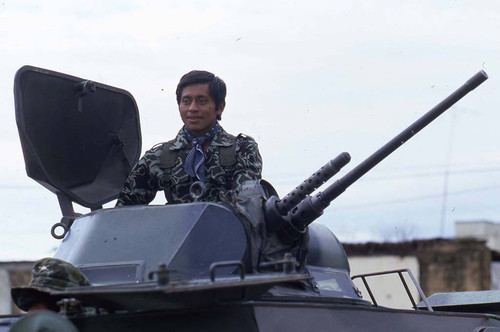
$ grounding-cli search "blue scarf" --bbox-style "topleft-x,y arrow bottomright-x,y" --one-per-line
184,123 -> 219,183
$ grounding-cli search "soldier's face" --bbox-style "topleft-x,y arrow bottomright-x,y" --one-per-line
179,83 -> 224,137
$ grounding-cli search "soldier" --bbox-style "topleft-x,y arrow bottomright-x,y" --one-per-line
116,70 -> 262,206
11,258 -> 90,312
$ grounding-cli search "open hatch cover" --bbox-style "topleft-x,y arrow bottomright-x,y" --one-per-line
14,65 -> 142,209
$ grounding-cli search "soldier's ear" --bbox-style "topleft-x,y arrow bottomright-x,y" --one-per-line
217,102 -> 225,115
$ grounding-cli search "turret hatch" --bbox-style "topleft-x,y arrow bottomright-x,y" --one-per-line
14,65 -> 142,209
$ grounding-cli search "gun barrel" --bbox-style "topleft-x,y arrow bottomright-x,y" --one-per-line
276,152 -> 351,214
288,70 -> 488,231
320,70 -> 488,204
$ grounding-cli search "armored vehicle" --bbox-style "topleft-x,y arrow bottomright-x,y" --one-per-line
2,65 -> 499,331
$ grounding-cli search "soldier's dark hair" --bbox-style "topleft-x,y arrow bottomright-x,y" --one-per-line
176,70 -> 227,120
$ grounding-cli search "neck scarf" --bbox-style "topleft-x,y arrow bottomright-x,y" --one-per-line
184,123 -> 219,183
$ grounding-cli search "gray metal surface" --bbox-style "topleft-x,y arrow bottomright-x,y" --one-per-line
0,316 -> 20,332
14,65 -> 141,208
54,203 -> 247,284
5,300 -> 500,332
307,223 -> 350,271
48,272 -> 311,311
253,302 -> 500,332
418,290 -> 500,313
424,290 -> 500,307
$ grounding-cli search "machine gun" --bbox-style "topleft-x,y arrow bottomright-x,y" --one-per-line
264,70 -> 488,242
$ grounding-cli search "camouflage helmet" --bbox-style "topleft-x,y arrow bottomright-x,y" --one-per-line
11,257 -> 90,311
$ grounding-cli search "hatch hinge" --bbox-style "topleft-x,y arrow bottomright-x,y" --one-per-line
74,80 -> 96,112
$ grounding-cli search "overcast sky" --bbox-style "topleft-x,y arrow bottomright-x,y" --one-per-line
1,0 -> 500,260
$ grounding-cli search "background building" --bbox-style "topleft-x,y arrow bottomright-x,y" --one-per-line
0,262 -> 33,314
456,220 -> 500,290
346,238 -> 492,309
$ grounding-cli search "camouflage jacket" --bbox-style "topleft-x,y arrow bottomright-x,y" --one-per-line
116,126 -> 262,205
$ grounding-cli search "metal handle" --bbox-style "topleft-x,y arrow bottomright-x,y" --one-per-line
50,215 -> 75,239
51,222 -> 69,240
209,261 -> 245,281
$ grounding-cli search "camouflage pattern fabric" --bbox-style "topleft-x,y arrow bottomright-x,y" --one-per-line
11,258 -> 90,311
28,258 -> 90,290
116,125 -> 262,205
